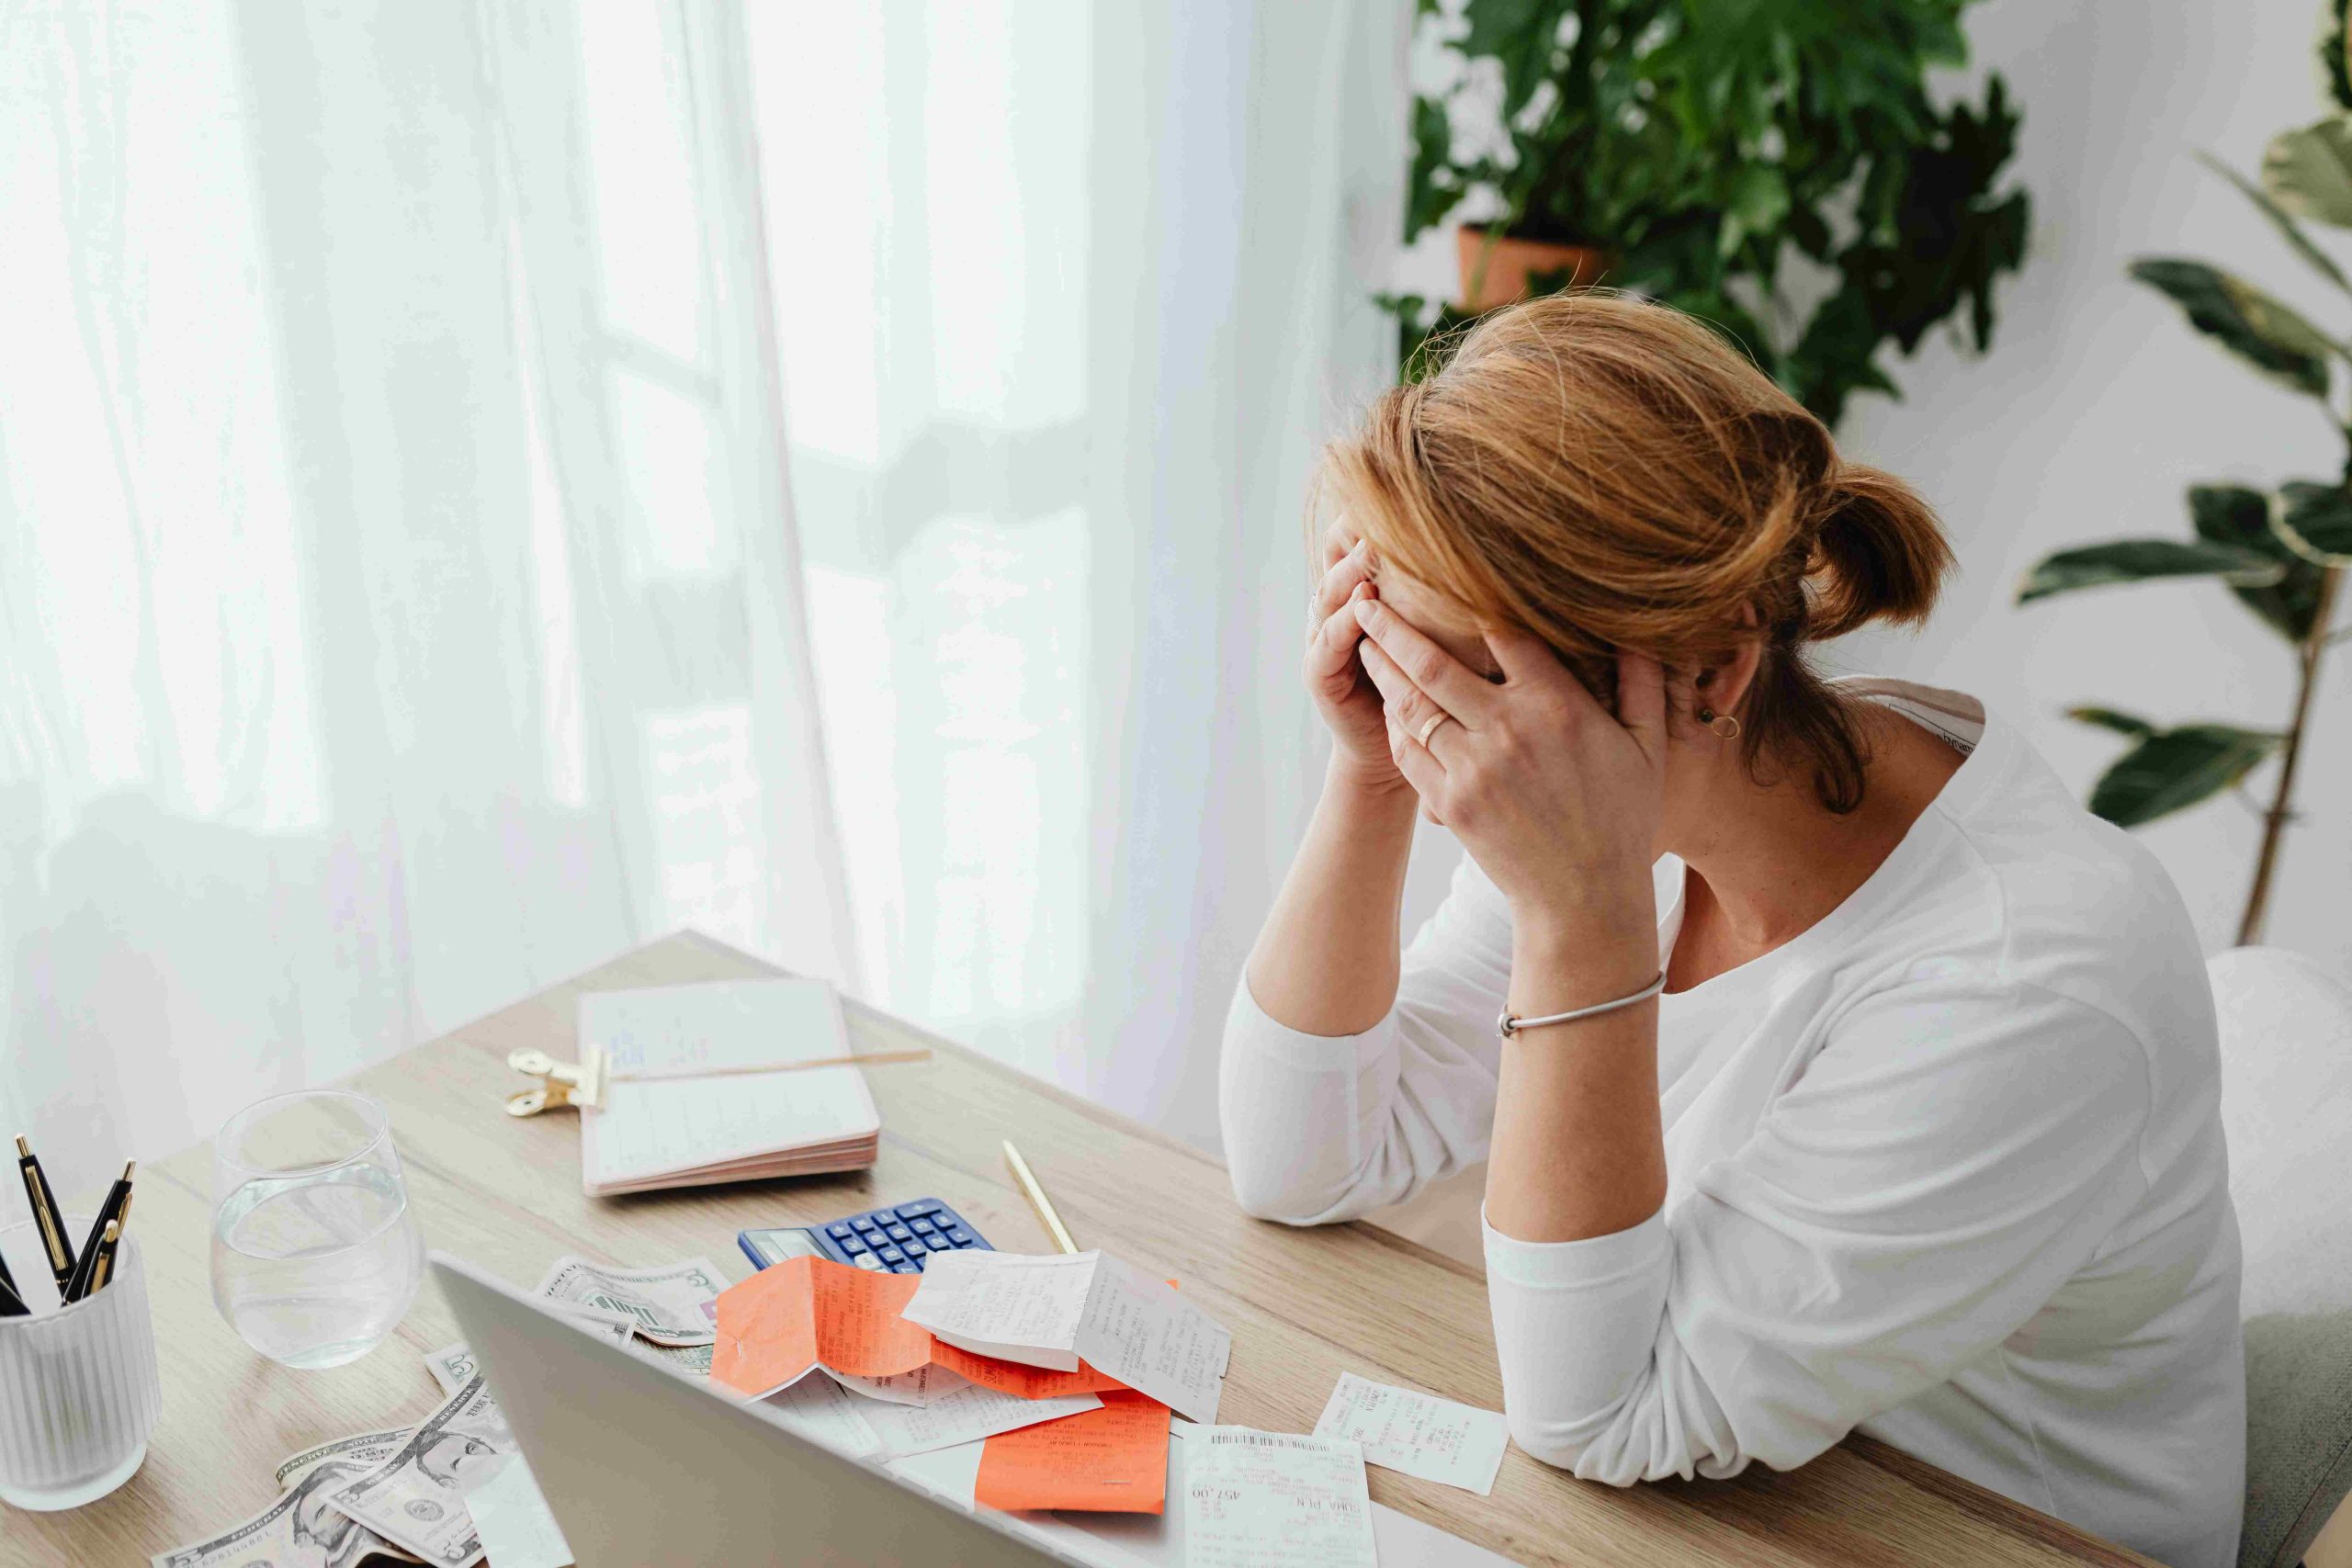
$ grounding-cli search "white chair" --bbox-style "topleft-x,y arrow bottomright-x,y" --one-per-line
2211,946 -> 2352,1568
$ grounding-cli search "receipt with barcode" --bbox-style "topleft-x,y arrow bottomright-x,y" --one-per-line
1182,1427 -> 1376,1568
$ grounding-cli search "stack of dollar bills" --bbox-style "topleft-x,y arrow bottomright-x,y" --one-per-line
151,1257 -> 724,1568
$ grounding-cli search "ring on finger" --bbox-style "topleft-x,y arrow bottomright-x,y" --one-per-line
1417,711 -> 1453,749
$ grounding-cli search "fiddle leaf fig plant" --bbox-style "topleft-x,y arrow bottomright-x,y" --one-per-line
2017,2 -> 2352,943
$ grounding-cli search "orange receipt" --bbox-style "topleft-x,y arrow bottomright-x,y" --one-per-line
975,1391 -> 1173,1515
712,1256 -> 1132,1402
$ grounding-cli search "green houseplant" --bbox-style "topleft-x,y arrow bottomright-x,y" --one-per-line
1386,0 -> 2032,425
2017,11 -> 2352,945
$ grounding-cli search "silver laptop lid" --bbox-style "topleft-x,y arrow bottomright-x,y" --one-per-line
431,1251 -> 1069,1567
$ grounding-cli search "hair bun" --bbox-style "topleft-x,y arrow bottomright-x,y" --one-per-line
1804,463 -> 1953,639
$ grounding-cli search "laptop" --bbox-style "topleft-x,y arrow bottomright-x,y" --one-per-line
432,1252 -> 1081,1567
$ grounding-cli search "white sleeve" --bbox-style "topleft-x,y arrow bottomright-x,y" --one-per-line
1218,855 -> 1515,1224
1482,976 -> 2154,1483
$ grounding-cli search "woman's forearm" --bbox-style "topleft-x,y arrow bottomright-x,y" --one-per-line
1484,919 -> 1667,1243
1242,757 -> 1422,1036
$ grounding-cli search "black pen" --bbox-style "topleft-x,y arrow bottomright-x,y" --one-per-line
16,1135 -> 75,1297
0,1214 -> 19,1303
82,1221 -> 120,1299
62,1162 -> 134,1304
0,1271 -> 26,1319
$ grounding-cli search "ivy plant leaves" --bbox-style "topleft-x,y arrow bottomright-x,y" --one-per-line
2188,483 -> 2333,639
2014,536 -> 2283,604
2064,714 -> 2285,829
2128,259 -> 2341,396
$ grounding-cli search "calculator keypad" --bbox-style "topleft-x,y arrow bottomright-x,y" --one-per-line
801,1198 -> 992,1274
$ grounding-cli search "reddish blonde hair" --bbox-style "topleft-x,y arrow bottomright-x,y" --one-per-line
1321,290 -> 1952,813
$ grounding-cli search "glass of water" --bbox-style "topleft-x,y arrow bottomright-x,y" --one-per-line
210,1089 -> 423,1370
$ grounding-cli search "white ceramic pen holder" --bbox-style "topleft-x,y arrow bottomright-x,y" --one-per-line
0,1215 -> 161,1511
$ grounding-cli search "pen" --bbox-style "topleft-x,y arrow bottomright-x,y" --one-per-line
82,1221 -> 120,1299
62,1162 -> 134,1304
1001,1140 -> 1080,1255
0,1214 -> 18,1303
0,1272 -> 26,1319
16,1135 -> 76,1297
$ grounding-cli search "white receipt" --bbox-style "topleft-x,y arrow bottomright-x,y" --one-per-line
1313,1372 -> 1509,1496
904,1250 -> 1230,1425
826,1362 -> 973,1407
1182,1428 -> 1376,1568
763,1374 -> 884,1459
458,1454 -> 574,1568
860,1382 -> 1101,1459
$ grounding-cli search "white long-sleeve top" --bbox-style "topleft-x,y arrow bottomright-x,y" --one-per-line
1221,679 -> 2245,1568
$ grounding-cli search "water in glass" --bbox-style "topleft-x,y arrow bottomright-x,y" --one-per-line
209,1090 -> 423,1370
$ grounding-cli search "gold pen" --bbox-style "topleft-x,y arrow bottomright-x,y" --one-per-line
1001,1140 -> 1079,1255
63,1163 -> 134,1304
16,1135 -> 75,1296
84,1221 -> 120,1298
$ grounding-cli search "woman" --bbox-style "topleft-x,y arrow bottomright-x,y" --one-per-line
1222,292 -> 2244,1568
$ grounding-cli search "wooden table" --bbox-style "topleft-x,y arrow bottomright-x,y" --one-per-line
12,931 -> 2158,1567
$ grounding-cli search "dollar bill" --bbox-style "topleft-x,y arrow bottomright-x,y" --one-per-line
324,1375 -> 511,1567
152,1428 -> 421,1568
532,1255 -> 725,1345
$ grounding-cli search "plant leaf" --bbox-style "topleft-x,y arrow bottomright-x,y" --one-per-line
2128,258 -> 2338,395
2016,537 -> 2285,604
2262,116 -> 2352,227
2086,725 -> 2284,829
2273,479 -> 2352,566
2188,483 -> 2333,638
2067,706 -> 2157,739
2198,151 -> 2352,298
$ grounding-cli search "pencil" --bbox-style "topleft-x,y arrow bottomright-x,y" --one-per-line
1001,1140 -> 1079,1255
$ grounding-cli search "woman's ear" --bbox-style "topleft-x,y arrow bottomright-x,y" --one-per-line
1695,604 -> 1764,720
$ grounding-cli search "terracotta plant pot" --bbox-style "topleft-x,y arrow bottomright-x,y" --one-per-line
1456,224 -> 1611,313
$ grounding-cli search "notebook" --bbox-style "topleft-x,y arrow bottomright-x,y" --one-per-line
575,978 -> 881,1197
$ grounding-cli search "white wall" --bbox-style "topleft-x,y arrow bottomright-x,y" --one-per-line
1837,0 -> 2347,969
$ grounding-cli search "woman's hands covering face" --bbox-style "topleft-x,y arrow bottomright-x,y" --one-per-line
1302,523 -> 1404,789
1352,596 -> 1667,940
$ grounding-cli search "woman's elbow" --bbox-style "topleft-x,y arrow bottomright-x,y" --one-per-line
1224,1157 -> 1344,1226
1501,1396 -> 1692,1486
1505,1405 -> 1599,1478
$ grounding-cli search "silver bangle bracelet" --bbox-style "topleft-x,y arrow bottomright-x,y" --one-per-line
1497,970 -> 1667,1038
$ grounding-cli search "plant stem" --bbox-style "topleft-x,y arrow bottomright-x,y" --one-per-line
2237,563 -> 2345,943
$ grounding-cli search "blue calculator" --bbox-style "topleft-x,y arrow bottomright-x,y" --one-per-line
738,1197 -> 993,1276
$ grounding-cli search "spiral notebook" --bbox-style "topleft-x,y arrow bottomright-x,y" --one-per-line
575,977 -> 881,1197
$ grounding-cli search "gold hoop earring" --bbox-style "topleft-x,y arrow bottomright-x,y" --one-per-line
1695,706 -> 1742,740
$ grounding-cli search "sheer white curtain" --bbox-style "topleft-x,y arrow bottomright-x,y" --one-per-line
0,0 -> 853,1196
747,2 -> 1427,1145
